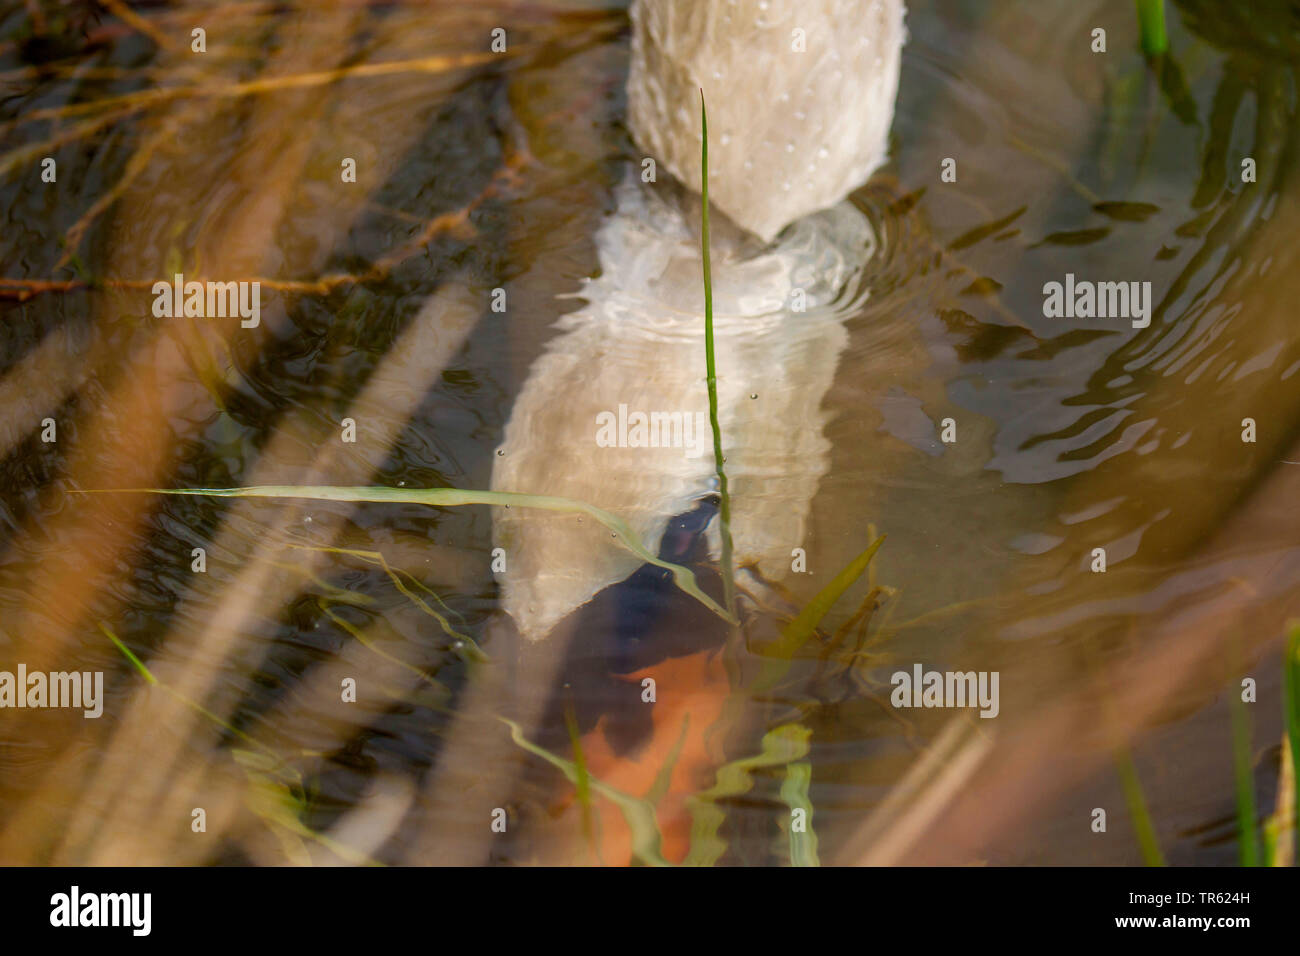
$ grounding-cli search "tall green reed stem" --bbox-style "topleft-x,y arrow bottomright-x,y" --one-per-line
1136,0 -> 1168,57
1115,748 -> 1166,866
700,90 -> 736,619
1284,627 -> 1300,862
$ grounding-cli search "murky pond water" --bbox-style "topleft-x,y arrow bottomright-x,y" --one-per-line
1,0 -> 1297,865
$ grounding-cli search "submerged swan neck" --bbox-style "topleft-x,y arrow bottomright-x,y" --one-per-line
626,0 -> 906,243
573,176 -> 876,326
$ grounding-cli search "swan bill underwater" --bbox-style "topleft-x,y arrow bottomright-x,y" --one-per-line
488,0 -> 905,861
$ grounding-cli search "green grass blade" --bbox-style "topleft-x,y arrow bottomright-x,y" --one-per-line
79,484 -> 735,626
499,716 -> 669,867
779,760 -> 820,866
1115,748 -> 1166,866
699,90 -> 736,619
244,772 -> 382,866
563,698 -> 599,863
684,722 -> 811,866
292,543 -> 483,662
683,538 -> 883,864
1261,733 -> 1293,867
752,535 -> 886,692
105,624 -> 394,865
102,624 -> 157,686
1284,626 -> 1300,863
292,543 -> 462,621
266,556 -> 376,608
1136,0 -> 1168,57
317,604 -> 453,712
101,622 -> 302,791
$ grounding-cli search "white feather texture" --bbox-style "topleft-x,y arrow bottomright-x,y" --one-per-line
491,0 -> 904,641
628,0 -> 905,243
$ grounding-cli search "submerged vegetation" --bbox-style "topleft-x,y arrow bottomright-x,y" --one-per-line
1261,627 -> 1299,866
86,484 -> 733,626
1,0 -> 1298,868
79,87 -> 898,865
96,483 -> 891,864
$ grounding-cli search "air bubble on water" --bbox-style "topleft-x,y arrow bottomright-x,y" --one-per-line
817,147 -> 829,159
496,449 -> 504,456
750,393 -> 758,400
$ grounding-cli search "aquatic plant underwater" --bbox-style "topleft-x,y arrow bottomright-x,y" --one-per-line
0,0 -> 1298,869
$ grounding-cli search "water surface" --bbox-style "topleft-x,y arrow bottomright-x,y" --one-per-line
0,0 -> 1297,865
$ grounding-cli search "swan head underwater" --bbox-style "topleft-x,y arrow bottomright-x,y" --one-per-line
492,0 -> 906,643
